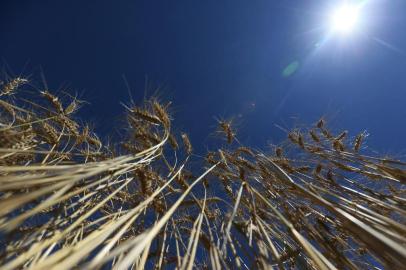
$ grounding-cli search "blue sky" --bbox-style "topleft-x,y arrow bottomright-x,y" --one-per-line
1,0 -> 406,155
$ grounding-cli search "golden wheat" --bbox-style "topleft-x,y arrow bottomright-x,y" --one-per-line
0,76 -> 404,270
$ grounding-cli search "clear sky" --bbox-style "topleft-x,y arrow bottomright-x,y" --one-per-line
1,0 -> 406,155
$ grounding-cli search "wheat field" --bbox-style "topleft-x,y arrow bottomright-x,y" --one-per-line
0,77 -> 405,269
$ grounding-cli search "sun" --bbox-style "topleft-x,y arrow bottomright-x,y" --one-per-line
330,4 -> 360,34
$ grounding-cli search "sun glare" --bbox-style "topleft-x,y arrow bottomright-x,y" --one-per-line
331,4 -> 360,34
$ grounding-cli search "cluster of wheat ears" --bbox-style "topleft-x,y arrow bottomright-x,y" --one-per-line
0,77 -> 405,269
